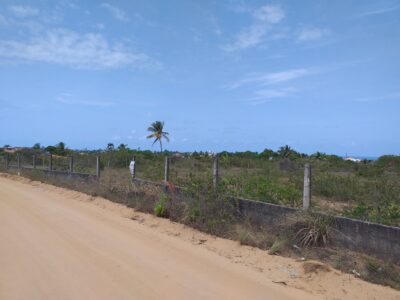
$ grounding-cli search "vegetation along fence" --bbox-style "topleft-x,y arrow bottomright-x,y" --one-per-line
130,155 -> 400,263
4,153 -> 100,180
2,151 -> 400,263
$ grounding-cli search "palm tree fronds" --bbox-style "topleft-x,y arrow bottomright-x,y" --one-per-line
147,120 -> 169,152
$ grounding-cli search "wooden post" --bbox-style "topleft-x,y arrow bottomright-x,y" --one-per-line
303,164 -> 311,210
69,156 -> 74,173
5,153 -> 9,170
96,155 -> 101,179
33,154 -> 36,169
213,155 -> 219,189
17,154 -> 21,170
48,154 -> 52,171
164,156 -> 170,182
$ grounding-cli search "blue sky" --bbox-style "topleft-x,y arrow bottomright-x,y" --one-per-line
0,0 -> 399,156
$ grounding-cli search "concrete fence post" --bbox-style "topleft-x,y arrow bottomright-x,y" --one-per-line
69,156 -> 74,174
164,156 -> 170,182
5,153 -> 9,170
17,154 -> 21,170
48,154 -> 53,171
96,155 -> 101,179
131,156 -> 136,179
213,155 -> 219,189
33,154 -> 36,169
303,164 -> 311,210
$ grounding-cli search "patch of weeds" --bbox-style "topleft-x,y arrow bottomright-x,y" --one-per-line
154,194 -> 170,218
363,258 -> 400,289
237,228 -> 251,245
269,240 -> 285,255
294,213 -> 334,248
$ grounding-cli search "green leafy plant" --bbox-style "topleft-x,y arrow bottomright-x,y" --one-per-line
268,240 -> 285,255
154,194 -> 170,217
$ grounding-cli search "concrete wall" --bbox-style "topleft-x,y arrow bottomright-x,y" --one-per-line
132,180 -> 400,264
233,197 -> 400,264
333,216 -> 400,264
234,197 -> 297,225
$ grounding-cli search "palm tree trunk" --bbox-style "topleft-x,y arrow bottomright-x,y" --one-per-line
160,140 -> 163,152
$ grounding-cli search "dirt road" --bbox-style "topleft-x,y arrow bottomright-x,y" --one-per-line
0,174 -> 399,300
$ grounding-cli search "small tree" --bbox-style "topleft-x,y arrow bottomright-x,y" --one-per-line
32,143 -> 41,150
45,145 -> 57,154
56,142 -> 66,156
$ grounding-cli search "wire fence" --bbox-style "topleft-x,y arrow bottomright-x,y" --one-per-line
2,150 -> 399,226
3,152 -> 99,178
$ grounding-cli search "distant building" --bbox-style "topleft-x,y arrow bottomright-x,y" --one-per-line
344,157 -> 362,163
2,147 -> 22,153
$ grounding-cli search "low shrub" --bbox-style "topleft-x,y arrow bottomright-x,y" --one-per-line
154,194 -> 170,218
294,213 -> 334,248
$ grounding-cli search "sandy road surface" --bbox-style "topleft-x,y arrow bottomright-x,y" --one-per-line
0,175 -> 316,300
0,174 -> 399,300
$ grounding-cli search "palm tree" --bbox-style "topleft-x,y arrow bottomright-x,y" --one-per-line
118,143 -> 127,151
147,121 -> 169,152
278,145 -> 292,158
106,143 -> 115,151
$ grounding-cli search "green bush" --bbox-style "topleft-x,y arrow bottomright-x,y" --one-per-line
220,176 -> 301,207
313,173 -> 364,202
154,194 -> 170,217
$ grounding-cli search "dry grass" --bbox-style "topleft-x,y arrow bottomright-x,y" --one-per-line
294,213 -> 334,248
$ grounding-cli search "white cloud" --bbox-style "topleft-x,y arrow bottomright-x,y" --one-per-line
253,87 -> 296,99
227,68 -> 314,105
8,5 -> 39,18
357,5 -> 399,17
95,23 -> 105,30
355,91 -> 400,102
0,29 -> 156,70
224,24 -> 267,51
56,93 -> 114,107
58,0 -> 79,10
224,4 -> 285,51
100,3 -> 129,22
253,5 -> 285,24
0,14 -> 8,25
229,68 -> 311,89
248,87 -> 297,105
296,27 -> 330,42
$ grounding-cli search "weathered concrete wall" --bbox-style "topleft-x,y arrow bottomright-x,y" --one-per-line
132,179 -> 400,264
234,197 -> 297,225
233,197 -> 400,264
333,216 -> 400,264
